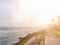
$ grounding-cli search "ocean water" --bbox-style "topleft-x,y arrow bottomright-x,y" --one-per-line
0,28 -> 39,45
0,28 -> 60,45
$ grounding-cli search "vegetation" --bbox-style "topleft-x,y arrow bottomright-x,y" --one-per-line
49,16 -> 60,37
14,30 -> 46,45
14,16 -> 60,45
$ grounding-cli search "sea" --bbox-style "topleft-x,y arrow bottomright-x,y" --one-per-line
0,27 -> 40,45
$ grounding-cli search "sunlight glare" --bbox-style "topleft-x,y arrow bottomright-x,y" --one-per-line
16,0 -> 60,27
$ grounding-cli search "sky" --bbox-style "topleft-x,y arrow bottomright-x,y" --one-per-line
0,0 -> 60,27
0,0 -> 17,27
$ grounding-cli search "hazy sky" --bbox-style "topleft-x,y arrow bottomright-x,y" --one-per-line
0,0 -> 17,27
0,0 -> 60,27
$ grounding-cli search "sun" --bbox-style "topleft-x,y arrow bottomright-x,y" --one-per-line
16,0 -> 60,27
